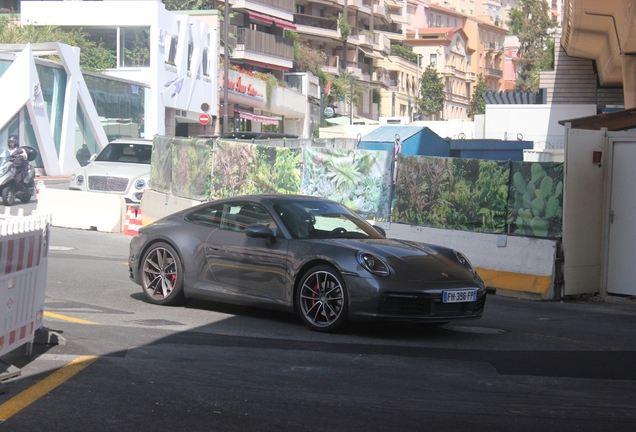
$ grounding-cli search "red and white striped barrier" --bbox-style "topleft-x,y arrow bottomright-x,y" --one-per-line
0,208 -> 51,358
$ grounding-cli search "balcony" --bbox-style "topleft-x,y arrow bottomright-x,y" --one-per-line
346,60 -> 372,79
233,28 -> 294,68
373,69 -> 391,89
447,94 -> 470,104
294,13 -> 339,39
484,68 -> 503,78
374,32 -> 391,56
443,66 -> 473,81
231,0 -> 294,16
349,27 -> 374,47
324,55 -> 340,75
373,0 -> 391,24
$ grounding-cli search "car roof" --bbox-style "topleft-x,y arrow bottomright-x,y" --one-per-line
109,138 -> 153,146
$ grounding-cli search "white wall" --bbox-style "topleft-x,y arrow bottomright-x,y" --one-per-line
562,127 -> 606,296
485,104 -> 596,148
409,119 -> 476,139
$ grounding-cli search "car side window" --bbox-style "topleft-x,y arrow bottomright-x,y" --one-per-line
220,203 -> 278,234
185,204 -> 223,228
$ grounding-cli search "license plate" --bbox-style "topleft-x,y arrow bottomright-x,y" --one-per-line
442,289 -> 477,303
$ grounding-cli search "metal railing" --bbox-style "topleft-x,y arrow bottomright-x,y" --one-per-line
485,68 -> 503,77
235,28 -> 294,61
294,13 -> 338,31
237,0 -> 294,13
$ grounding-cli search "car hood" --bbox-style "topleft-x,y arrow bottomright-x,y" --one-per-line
330,238 -> 476,282
80,162 -> 150,178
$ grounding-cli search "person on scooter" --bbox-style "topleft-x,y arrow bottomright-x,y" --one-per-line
7,135 -> 28,185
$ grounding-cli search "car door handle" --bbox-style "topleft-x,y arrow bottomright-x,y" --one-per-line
610,210 -> 615,224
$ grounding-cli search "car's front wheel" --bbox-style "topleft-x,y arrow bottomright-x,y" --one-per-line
1,185 -> 15,206
297,265 -> 348,333
140,242 -> 186,306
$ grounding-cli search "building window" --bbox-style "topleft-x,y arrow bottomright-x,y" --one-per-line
187,43 -> 193,71
167,35 -> 178,65
430,53 -> 437,66
119,27 -> 150,68
202,48 -> 209,76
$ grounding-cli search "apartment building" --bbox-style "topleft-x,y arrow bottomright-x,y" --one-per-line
293,0 -> 391,121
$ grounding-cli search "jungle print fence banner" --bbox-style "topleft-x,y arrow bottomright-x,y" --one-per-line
507,161 -> 564,238
152,138 -> 563,239
301,147 -> 392,220
210,140 -> 301,198
150,136 -> 214,200
392,156 -> 510,233
149,135 -> 174,195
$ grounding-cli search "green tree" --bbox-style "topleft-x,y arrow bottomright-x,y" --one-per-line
417,64 -> 444,118
514,0 -> 555,92
163,0 -> 214,10
285,30 -> 326,76
469,74 -> 489,118
0,17 -> 116,71
324,69 -> 366,108
507,8 -> 524,35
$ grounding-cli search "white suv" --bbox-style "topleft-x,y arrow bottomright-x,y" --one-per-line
69,138 -> 152,206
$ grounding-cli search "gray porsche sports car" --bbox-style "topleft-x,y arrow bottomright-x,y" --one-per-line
128,195 -> 486,332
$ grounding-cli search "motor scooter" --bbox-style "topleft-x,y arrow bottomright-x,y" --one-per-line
0,146 -> 39,206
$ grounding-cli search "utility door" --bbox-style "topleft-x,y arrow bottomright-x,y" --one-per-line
607,141 -> 636,295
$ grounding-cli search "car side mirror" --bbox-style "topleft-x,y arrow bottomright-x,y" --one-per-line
245,224 -> 276,244
372,225 -> 386,237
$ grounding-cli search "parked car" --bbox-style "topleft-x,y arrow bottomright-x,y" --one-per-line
220,132 -> 298,140
128,195 -> 487,333
69,138 -> 152,206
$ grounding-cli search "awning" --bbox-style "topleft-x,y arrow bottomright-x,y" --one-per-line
358,45 -> 382,59
272,17 -> 296,30
247,11 -> 296,30
247,11 -> 274,25
242,58 -> 290,71
236,109 -> 280,125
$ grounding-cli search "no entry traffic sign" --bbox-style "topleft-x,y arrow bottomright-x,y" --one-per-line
199,114 -> 210,125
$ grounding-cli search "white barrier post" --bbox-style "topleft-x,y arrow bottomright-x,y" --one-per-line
0,208 -> 51,360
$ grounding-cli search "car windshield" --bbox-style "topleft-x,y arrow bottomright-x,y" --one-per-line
273,199 -> 384,240
95,143 -> 152,164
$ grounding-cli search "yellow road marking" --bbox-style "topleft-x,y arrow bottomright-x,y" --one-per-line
43,311 -> 99,325
0,355 -> 98,421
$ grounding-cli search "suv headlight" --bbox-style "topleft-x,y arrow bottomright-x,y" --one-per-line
357,252 -> 390,277
134,179 -> 146,190
75,174 -> 84,186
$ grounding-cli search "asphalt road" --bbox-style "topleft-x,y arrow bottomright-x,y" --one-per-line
0,226 -> 634,431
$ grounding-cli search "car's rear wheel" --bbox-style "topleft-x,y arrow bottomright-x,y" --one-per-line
297,265 -> 348,333
140,242 -> 186,305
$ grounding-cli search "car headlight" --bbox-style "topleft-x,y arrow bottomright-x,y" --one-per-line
453,250 -> 476,273
0,166 -> 8,177
134,179 -> 146,190
357,252 -> 390,277
75,175 -> 84,186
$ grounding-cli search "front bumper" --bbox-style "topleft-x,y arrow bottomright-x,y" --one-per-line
344,274 -> 487,323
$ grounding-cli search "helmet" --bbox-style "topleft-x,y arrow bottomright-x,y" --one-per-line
7,135 -> 19,148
